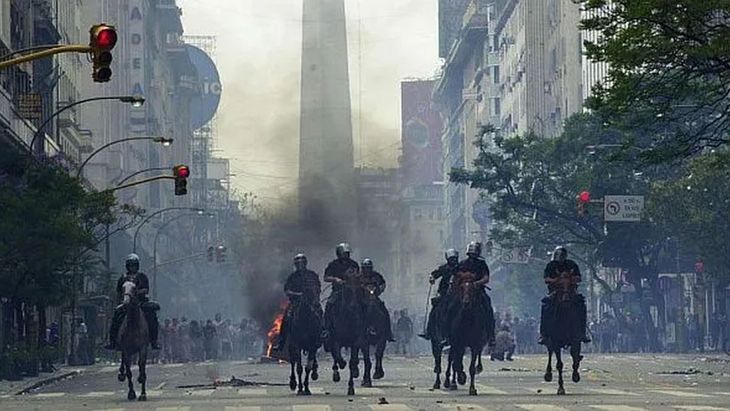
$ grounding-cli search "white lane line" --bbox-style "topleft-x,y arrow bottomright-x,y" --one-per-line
517,406 -> 568,411
712,392 -> 730,396
35,392 -> 66,398
225,407 -> 262,411
358,387 -> 386,395
369,405 -> 413,411
441,404 -> 490,411
188,389 -> 215,396
161,363 -> 184,368
293,406 -> 333,411
93,408 -> 124,411
99,366 -> 119,373
237,388 -> 268,396
156,407 -> 191,411
590,406 -> 647,411
474,384 -> 507,395
650,390 -> 713,398
588,388 -> 640,396
675,407 -> 730,411
80,391 -> 115,397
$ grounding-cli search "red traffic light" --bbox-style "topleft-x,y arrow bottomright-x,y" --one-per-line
90,24 -> 117,50
173,165 -> 190,178
578,191 -> 591,203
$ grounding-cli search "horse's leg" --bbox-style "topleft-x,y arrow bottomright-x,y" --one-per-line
468,347 -> 479,396
311,348 -> 319,381
362,344 -> 372,387
331,344 -> 341,383
125,355 -> 136,400
448,349 -> 458,390
347,347 -> 357,396
137,348 -> 147,401
117,353 -> 126,382
544,348 -> 553,382
374,340 -> 385,380
556,348 -> 565,395
477,346 -> 484,374
289,351 -> 297,391
432,341 -> 442,390
571,343 -> 583,383
303,350 -> 315,395
456,346 -> 467,386
296,351 -> 304,395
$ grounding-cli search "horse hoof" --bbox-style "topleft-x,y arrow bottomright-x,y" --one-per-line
137,376 -> 145,384
304,388 -> 312,396
544,372 -> 553,382
572,371 -> 580,383
290,379 -> 297,391
337,359 -> 347,369
352,368 -> 360,379
312,370 -> 319,381
557,387 -> 566,395
433,382 -> 441,390
476,364 -> 483,374
127,391 -> 137,401
448,384 -> 457,391
138,394 -> 147,402
117,374 -> 125,382
333,371 -> 341,383
297,390 -> 304,396
469,387 -> 478,396
347,387 -> 355,396
457,371 -> 467,385
443,380 -> 450,389
362,380 -> 372,388
373,369 -> 384,380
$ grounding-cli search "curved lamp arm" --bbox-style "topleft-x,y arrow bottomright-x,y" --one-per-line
76,136 -> 172,178
133,207 -> 204,252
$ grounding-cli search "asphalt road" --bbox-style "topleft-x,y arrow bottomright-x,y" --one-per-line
1,353 -> 729,410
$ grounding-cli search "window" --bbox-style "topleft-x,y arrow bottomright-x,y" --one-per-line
492,65 -> 500,84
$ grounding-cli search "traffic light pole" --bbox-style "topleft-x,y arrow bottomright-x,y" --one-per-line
105,175 -> 175,193
132,207 -> 204,253
0,44 -> 91,70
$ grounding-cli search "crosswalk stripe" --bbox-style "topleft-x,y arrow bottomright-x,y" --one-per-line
92,408 -> 124,411
237,388 -> 268,396
440,404 -> 490,411
369,405 -> 413,411
99,366 -> 119,373
358,387 -> 386,395
292,406 -> 332,411
590,406 -> 647,411
156,407 -> 191,411
675,407 -> 729,411
81,391 -> 115,397
161,363 -> 184,368
517,405 -> 567,411
712,392 -> 730,396
35,392 -> 65,398
224,407 -> 262,411
650,390 -> 713,398
588,388 -> 640,396
189,389 -> 215,396
475,384 -> 507,395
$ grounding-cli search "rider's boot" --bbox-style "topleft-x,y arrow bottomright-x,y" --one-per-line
104,309 -> 124,350
577,295 -> 591,343
145,309 -> 162,350
384,307 -> 396,342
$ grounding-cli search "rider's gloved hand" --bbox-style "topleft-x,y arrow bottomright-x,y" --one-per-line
429,276 -> 436,285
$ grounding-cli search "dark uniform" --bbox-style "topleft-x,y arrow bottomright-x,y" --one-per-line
425,263 -> 458,340
275,268 -> 323,349
323,257 -> 360,338
539,258 -> 588,343
107,272 -> 160,349
360,270 -> 394,340
449,257 -> 495,343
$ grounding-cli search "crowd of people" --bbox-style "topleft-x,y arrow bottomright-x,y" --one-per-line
157,314 -> 264,363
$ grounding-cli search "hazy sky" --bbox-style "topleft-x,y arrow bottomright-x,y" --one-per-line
177,0 -> 441,207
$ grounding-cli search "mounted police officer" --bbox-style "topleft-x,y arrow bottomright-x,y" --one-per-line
272,253 -> 322,352
359,258 -> 395,341
323,243 -> 359,344
450,241 -> 495,346
421,249 -> 459,342
538,246 -> 590,345
105,254 -> 161,350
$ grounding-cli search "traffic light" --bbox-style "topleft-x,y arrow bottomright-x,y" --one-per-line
577,190 -> 591,216
173,165 -> 190,196
484,240 -> 494,256
89,24 -> 117,83
216,245 -> 227,263
207,246 -> 215,262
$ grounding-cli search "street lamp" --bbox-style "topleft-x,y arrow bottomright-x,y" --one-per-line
76,136 -> 173,178
29,95 -> 145,155
151,211 -> 215,299
115,166 -> 172,187
132,207 -> 204,253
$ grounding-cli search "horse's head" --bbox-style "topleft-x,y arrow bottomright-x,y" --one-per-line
453,271 -> 480,306
552,271 -> 576,303
121,280 -> 137,306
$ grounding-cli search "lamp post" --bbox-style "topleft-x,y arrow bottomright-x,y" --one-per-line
151,211 -> 215,300
76,136 -> 173,178
115,166 -> 172,187
133,207 -> 204,253
29,95 -> 145,156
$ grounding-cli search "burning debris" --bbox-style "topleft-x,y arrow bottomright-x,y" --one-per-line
262,300 -> 289,362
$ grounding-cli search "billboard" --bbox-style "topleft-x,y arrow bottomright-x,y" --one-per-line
186,44 -> 222,130
400,79 -> 443,186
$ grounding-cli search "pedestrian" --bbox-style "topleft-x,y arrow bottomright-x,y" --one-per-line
395,309 -> 414,356
204,319 -> 217,360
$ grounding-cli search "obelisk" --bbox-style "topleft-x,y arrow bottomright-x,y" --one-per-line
299,0 -> 356,243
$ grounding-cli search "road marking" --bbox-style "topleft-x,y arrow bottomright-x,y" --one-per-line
161,363 -> 184,368
650,390 -> 713,398
154,381 -> 167,390
293,406 -> 333,411
517,406 -> 568,411
237,388 -> 268,396
588,388 -> 640,396
369,405 -> 413,411
80,391 -> 115,397
441,404 -> 490,411
156,407 -> 191,411
35,392 -> 65,398
225,407 -> 262,411
99,366 -> 120,373
92,408 -> 124,411
675,407 -> 729,411
188,389 -> 215,396
712,392 -> 730,396
475,384 -> 507,395
358,387 -> 386,395
590,406 -> 647,411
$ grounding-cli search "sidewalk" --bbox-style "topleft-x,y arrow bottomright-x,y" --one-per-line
0,365 -> 87,396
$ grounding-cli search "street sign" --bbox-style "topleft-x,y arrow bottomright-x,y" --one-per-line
604,195 -> 644,222
501,248 -> 530,264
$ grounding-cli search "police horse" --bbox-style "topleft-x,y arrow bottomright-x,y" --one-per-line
360,283 -> 389,387
287,292 -> 322,395
116,281 -> 149,401
542,272 -> 584,395
329,270 -> 366,396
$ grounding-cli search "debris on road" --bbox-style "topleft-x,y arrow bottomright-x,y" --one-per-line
655,368 -> 711,375
377,397 -> 389,405
176,375 -> 288,389
498,367 -> 531,372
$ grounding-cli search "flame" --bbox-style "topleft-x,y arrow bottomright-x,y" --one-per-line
265,301 -> 288,358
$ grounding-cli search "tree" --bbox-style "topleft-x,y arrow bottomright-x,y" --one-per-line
578,0 -> 730,162
450,114 -> 670,350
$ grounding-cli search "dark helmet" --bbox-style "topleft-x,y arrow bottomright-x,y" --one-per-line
552,246 -> 568,262
125,253 -> 140,273
294,253 -> 307,270
335,243 -> 352,258
445,248 -> 459,263
361,258 -> 374,272
466,241 -> 482,258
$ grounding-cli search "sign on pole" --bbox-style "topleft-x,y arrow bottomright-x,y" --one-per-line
604,195 -> 644,222
501,248 -> 530,264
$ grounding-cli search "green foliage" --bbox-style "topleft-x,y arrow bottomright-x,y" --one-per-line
577,0 -> 730,161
